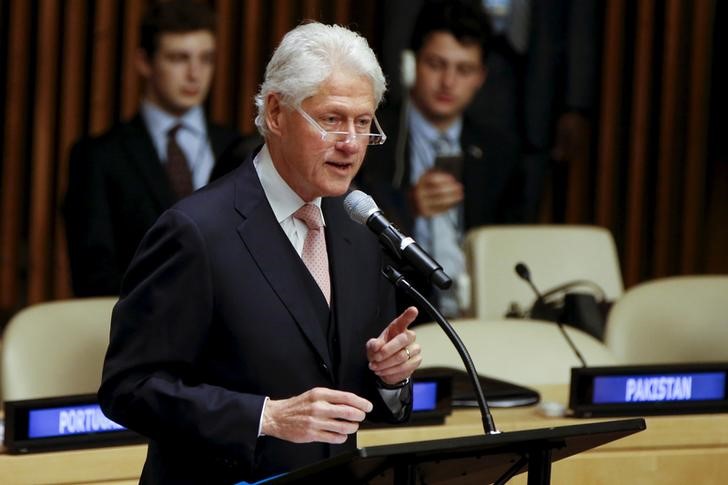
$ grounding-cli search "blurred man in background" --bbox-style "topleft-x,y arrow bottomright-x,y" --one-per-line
379,0 -> 600,222
64,0 -> 241,297
358,0 -> 525,318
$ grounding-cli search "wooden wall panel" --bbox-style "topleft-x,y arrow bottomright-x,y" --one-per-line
27,0 -> 61,303
210,0 -> 234,123
653,0 -> 685,278
240,0 -> 263,133
0,1 -> 30,309
595,0 -> 625,231
53,0 -> 89,299
89,0 -> 119,135
681,0 -> 715,273
272,0 -> 293,46
623,0 -> 656,286
334,2 -> 351,25
302,0 -> 321,20
121,0 -> 144,120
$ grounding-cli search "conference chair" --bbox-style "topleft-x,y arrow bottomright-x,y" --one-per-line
464,225 -> 624,321
1,297 -> 116,402
415,318 -> 619,387
604,275 -> 728,364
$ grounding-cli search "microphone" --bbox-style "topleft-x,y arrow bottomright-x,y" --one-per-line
514,262 -> 558,321
514,262 -> 587,367
344,190 -> 452,289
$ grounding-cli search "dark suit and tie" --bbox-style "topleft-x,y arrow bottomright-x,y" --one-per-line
98,22 -> 421,484
63,114 -> 241,296
99,155 -> 406,483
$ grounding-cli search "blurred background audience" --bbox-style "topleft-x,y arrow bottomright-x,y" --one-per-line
0,0 -> 724,328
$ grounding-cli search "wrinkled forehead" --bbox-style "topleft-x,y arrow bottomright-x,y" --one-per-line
305,70 -> 376,108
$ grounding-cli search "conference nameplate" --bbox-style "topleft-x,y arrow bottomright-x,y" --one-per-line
569,362 -> 728,417
4,394 -> 145,454
362,369 -> 453,429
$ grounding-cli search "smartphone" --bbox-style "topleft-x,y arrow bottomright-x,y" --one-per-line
434,155 -> 464,181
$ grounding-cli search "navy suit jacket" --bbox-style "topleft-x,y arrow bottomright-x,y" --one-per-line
98,154 -> 406,483
64,114 -> 242,297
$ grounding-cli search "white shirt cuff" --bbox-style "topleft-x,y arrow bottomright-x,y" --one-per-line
258,396 -> 269,437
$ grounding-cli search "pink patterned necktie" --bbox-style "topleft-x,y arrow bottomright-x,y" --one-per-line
294,204 -> 331,305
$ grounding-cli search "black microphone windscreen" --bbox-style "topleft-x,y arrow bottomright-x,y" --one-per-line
515,262 -> 530,281
343,190 -> 379,225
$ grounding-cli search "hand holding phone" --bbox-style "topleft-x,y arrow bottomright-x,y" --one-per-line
434,155 -> 463,181
411,166 -> 464,217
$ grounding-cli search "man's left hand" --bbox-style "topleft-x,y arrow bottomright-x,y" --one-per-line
366,306 -> 422,386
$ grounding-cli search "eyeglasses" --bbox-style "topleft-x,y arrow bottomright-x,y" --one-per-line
295,106 -> 387,146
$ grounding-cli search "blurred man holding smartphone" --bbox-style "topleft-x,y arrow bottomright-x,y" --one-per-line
359,0 -> 525,317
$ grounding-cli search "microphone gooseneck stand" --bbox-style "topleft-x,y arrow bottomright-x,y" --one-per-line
383,265 -> 500,436
515,262 -> 587,368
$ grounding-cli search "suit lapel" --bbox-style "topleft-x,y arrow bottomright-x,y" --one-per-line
324,197 -> 362,374
234,161 -> 334,375
207,123 -> 229,157
122,115 -> 176,209
208,124 -> 236,181
460,117 -> 486,168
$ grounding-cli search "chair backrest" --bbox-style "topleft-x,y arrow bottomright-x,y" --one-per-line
1,298 -> 116,402
465,225 -> 624,320
604,276 -> 728,364
415,318 -> 619,386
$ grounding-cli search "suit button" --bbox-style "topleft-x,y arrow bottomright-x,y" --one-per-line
321,362 -> 329,371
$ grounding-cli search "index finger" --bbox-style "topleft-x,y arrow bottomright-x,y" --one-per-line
382,306 -> 418,342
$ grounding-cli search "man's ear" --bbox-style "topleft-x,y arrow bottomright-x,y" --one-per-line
135,48 -> 153,79
265,93 -> 285,136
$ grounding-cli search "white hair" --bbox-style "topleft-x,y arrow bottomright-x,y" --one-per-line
254,22 -> 386,137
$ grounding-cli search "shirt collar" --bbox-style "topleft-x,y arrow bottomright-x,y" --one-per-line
407,101 -> 463,146
253,144 -> 324,225
140,101 -> 207,139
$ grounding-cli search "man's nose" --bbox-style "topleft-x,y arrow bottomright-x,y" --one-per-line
187,59 -> 203,80
336,134 -> 364,154
340,120 -> 367,150
441,66 -> 457,88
